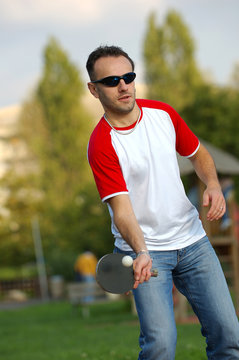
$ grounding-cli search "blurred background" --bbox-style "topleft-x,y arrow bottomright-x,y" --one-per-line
0,0 -> 239,312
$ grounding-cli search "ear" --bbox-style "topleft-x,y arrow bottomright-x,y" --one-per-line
88,82 -> 100,99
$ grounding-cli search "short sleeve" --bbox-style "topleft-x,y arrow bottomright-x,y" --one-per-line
137,99 -> 199,157
164,104 -> 199,157
87,121 -> 128,202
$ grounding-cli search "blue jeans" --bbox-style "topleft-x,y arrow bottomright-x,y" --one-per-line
115,236 -> 239,359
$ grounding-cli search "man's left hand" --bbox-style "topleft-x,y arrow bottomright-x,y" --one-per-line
203,185 -> 226,221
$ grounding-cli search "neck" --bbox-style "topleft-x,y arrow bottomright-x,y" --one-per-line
104,104 -> 140,128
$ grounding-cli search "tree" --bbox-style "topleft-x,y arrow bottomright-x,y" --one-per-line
17,38 -> 92,254
0,38 -> 114,272
143,11 -> 202,111
182,84 -> 239,159
143,11 -> 239,204
0,171 -> 43,267
182,83 -> 239,203
0,101 -> 44,267
22,38 -> 111,271
229,61 -> 239,90
35,37 -> 91,201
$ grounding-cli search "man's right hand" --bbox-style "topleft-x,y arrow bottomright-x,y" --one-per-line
133,253 -> 152,289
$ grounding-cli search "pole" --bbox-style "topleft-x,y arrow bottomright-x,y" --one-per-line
31,217 -> 49,301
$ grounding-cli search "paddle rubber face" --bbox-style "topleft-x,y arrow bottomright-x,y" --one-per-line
96,253 -> 134,294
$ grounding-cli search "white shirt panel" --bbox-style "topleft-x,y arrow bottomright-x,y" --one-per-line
108,107 -> 205,251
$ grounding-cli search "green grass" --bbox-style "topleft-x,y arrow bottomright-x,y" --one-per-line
0,300 -> 207,360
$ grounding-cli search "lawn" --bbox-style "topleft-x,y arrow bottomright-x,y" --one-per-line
0,300 -> 207,360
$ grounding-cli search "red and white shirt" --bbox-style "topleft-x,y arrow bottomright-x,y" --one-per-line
88,99 -> 205,251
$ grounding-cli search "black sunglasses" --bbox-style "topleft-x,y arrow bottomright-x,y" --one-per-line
91,72 -> 136,87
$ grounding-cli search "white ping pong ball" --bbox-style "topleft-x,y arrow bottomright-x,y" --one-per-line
122,255 -> 133,267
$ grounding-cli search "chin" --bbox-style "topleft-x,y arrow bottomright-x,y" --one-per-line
118,100 -> 136,113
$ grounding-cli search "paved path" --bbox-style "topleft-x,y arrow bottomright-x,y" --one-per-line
0,298 -> 49,310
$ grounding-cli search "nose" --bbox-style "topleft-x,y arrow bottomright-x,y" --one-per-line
118,78 -> 128,91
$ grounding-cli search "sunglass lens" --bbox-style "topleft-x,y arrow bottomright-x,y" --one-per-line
103,76 -> 119,87
124,73 -> 136,84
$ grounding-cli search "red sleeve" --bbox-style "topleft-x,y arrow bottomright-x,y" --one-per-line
87,120 -> 128,201
137,99 -> 199,157
167,105 -> 200,157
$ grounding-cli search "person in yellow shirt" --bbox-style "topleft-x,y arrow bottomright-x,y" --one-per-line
74,250 -> 98,283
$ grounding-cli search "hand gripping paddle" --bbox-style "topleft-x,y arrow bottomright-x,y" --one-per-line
96,253 -> 158,294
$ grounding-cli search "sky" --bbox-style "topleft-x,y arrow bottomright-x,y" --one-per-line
1,0 -> 239,108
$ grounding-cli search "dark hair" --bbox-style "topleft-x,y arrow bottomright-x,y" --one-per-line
86,45 -> 135,81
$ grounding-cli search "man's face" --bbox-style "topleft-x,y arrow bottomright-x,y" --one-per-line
88,56 -> 136,117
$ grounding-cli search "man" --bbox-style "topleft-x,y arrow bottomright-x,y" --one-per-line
86,45 -> 239,359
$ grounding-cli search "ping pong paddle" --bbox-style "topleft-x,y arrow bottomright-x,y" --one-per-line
96,253 -> 158,294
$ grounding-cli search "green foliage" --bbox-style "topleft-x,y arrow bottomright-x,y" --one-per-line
20,38 -> 94,260
45,248 -> 76,281
143,11 -> 202,111
143,10 -> 239,165
74,183 -> 113,257
42,184 -> 113,280
143,10 -> 239,202
28,38 -> 113,274
35,37 -> 91,199
0,171 -> 43,266
0,264 -> 37,280
182,84 -> 239,158
0,37 -> 112,270
38,37 -> 84,115
182,84 -> 239,201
